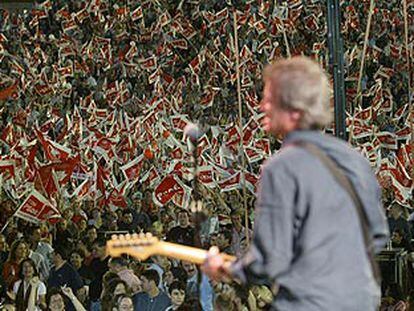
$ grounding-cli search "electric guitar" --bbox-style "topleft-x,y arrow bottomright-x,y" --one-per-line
106,233 -> 236,265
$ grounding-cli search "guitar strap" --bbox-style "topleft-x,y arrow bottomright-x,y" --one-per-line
295,141 -> 381,285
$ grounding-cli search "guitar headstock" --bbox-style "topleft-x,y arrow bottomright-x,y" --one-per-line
106,233 -> 160,261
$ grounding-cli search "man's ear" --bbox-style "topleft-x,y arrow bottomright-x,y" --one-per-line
290,109 -> 303,124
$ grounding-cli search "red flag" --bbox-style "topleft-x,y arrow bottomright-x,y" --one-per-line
36,129 -> 71,161
395,126 -> 411,141
245,172 -> 259,193
0,82 -> 18,100
170,39 -> 188,50
254,138 -> 271,155
153,175 -> 185,206
218,171 -> 241,192
141,166 -> 160,188
130,6 -> 143,21
106,184 -> 128,209
377,132 -> 398,149
0,160 -> 15,179
198,166 -> 215,188
121,155 -> 144,181
15,190 -> 60,223
397,144 -> 413,173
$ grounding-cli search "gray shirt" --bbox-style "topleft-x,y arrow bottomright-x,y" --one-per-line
231,130 -> 389,311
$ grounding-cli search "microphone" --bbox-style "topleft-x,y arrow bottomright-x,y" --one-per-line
184,123 -> 202,143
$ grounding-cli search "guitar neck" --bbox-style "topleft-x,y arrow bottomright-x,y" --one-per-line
157,241 -> 236,265
106,234 -> 237,266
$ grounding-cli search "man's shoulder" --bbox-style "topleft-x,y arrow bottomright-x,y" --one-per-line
133,292 -> 149,304
155,290 -> 171,305
59,262 -> 79,276
261,146 -> 308,175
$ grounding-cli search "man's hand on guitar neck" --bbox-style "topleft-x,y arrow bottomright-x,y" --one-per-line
201,246 -> 234,282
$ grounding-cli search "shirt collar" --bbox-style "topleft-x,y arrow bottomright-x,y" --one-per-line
282,130 -> 325,148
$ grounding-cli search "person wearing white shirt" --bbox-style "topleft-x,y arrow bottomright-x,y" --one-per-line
12,258 -> 46,310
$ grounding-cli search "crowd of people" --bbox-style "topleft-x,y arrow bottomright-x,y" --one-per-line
0,199 -> 274,310
0,0 -> 412,310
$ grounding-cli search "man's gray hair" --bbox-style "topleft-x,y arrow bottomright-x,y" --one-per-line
263,56 -> 332,129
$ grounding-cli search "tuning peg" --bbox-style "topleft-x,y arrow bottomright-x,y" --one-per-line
119,235 -> 125,240
125,234 -> 131,240
139,232 -> 146,239
145,232 -> 153,238
111,235 -> 118,240
132,233 -> 138,239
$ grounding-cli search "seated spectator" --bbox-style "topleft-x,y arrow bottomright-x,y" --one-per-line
149,256 -> 171,290
162,267 -> 187,293
12,259 -> 46,310
388,203 -> 412,242
88,209 -> 103,229
214,228 -> 233,254
111,294 -> 134,311
391,229 -> 412,252
88,238 -> 109,310
181,261 -> 213,310
101,279 -> 129,311
117,209 -> 135,232
166,210 -> 194,246
102,271 -> 121,292
26,240 -> 49,282
2,240 -> 29,290
165,281 -> 186,311
108,256 -> 141,294
133,269 -> 170,311
83,226 -> 98,250
54,221 -> 75,251
69,249 -> 93,285
47,246 -> 83,311
47,287 -> 86,311
131,198 -> 151,232
214,293 -> 236,311
75,218 -> 88,236
26,226 -> 53,278
62,208 -> 79,241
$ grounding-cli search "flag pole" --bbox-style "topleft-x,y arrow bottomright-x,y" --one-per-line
233,10 -> 250,245
402,0 -> 413,144
352,0 -> 375,142
355,0 -> 375,108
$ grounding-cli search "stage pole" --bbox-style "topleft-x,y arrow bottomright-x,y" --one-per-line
327,0 -> 347,140
233,10 -> 250,245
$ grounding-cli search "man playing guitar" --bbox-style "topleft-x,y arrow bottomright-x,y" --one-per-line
201,57 -> 389,311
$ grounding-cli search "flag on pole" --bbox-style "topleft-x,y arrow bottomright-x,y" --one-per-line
15,190 -> 60,223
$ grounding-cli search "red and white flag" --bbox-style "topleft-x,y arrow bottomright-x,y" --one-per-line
198,166 -> 215,188
376,131 -> 398,150
121,155 -> 144,181
218,171 -> 241,192
0,160 -> 15,179
153,175 -> 185,206
15,190 -> 60,223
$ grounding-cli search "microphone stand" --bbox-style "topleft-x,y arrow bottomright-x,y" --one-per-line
189,135 -> 204,310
